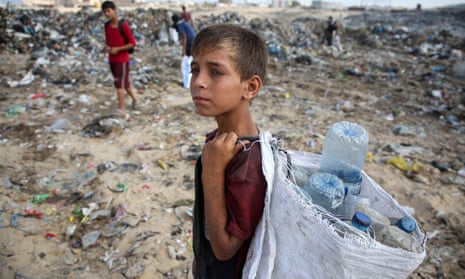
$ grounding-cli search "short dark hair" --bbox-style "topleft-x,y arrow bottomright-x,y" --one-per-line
171,14 -> 179,23
191,24 -> 268,82
101,1 -> 116,11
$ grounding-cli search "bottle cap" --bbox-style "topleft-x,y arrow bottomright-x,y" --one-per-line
343,171 -> 362,184
397,216 -> 416,233
351,212 -> 371,231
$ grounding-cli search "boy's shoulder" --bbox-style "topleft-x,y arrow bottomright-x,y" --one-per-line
105,18 -> 125,26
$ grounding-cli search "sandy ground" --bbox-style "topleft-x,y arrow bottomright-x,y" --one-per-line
1,3 -> 465,279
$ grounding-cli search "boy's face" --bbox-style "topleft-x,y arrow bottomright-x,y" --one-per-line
190,49 -> 249,117
103,8 -> 116,20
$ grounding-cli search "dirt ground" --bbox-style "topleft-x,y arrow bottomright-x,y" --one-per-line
0,3 -> 464,279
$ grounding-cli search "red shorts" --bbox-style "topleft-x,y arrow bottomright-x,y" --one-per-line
110,62 -> 131,89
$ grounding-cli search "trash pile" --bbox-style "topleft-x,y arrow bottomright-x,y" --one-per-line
0,4 -> 464,278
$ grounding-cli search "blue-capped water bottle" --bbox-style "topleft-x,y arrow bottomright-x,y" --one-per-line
397,216 -> 417,233
320,121 -> 369,196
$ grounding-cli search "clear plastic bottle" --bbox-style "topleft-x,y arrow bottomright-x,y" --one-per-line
354,203 -> 390,233
351,212 -> 372,231
320,121 -> 369,195
378,225 -> 422,253
396,216 -> 417,233
335,194 -> 371,220
304,172 -> 345,211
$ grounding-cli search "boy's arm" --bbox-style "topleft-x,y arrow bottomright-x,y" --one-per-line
201,132 -> 244,260
122,21 -> 137,47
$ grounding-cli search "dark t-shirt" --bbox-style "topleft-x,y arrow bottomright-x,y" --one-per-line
193,132 -> 266,279
175,21 -> 196,56
182,11 -> 192,24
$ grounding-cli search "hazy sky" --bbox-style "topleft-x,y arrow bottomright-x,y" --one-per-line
1,0 -> 464,8
348,0 -> 464,8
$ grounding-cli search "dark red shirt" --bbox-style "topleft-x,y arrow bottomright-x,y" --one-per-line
193,131 -> 266,279
182,11 -> 192,24
104,20 -> 136,63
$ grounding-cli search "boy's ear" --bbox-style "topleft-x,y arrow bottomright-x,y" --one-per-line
243,75 -> 262,100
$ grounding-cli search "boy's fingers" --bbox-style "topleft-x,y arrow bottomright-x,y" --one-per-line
234,142 -> 244,153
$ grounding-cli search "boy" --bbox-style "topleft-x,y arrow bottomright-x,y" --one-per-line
181,5 -> 194,28
171,13 -> 196,88
190,24 -> 268,278
322,16 -> 338,46
101,1 -> 138,117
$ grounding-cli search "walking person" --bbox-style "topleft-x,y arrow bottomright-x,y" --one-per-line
181,5 -> 194,28
172,13 -> 196,88
102,0 -> 138,118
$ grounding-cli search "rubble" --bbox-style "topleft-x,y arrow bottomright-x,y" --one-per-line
0,4 -> 464,279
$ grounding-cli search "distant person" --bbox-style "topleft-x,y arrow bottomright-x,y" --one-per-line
190,24 -> 268,279
181,5 -> 194,27
102,0 -> 138,118
172,13 -> 196,88
322,16 -> 338,46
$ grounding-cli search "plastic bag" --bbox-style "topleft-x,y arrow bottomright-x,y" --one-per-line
243,131 -> 426,279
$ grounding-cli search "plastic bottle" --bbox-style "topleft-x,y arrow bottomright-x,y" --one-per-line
396,216 -> 417,233
4,105 -> 27,118
303,172 -> 345,211
354,203 -> 390,233
431,65 -> 445,72
320,121 -> 369,195
351,212 -> 372,231
33,193 -> 50,203
378,225 -> 422,253
335,194 -> 371,220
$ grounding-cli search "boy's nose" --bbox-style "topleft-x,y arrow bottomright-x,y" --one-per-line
191,73 -> 207,89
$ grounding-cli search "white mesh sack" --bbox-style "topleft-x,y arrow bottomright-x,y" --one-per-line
243,131 -> 427,279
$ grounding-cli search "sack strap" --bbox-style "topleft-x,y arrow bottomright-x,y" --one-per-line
268,135 -> 293,180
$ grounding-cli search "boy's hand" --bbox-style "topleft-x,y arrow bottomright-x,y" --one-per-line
201,132 -> 243,186
105,45 -> 118,54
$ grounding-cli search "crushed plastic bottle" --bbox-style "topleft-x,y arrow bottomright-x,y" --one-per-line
33,193 -> 50,204
304,172 -> 345,211
378,225 -> 422,253
4,105 -> 27,118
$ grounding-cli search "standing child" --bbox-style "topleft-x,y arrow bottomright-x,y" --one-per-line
172,13 -> 196,88
190,24 -> 268,278
322,16 -> 338,46
101,0 -> 138,117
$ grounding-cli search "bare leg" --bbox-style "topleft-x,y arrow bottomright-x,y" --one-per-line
126,87 -> 138,109
117,88 -> 126,112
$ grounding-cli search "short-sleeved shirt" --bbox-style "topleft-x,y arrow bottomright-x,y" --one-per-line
104,20 -> 136,63
175,21 -> 196,56
182,11 -> 192,24
193,131 -> 266,279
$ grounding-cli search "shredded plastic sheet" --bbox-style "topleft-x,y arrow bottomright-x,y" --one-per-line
243,131 -> 426,279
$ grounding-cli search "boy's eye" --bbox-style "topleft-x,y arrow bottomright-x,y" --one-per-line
210,69 -> 223,75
